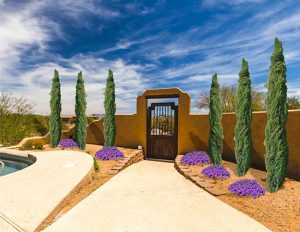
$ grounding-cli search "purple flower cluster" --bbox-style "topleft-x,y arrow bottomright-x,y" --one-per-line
180,151 -> 211,166
228,179 -> 265,198
201,165 -> 230,180
95,146 -> 125,160
58,139 -> 78,148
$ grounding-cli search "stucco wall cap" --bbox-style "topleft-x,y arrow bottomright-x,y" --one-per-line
141,87 -> 190,97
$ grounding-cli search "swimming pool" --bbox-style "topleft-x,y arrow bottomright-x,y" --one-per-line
0,151 -> 36,176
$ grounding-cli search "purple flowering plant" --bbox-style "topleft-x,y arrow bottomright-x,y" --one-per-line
95,146 -> 125,160
201,165 -> 230,180
180,151 -> 211,166
228,179 -> 265,198
58,139 -> 78,148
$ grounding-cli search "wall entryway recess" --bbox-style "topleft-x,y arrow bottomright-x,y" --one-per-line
146,95 -> 178,160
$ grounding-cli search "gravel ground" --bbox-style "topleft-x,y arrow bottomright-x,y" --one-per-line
188,160 -> 300,232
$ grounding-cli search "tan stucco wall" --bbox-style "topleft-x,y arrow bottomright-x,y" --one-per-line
19,88 -> 300,179
83,88 -> 299,179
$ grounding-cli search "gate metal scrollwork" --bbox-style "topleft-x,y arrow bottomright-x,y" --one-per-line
147,102 -> 178,160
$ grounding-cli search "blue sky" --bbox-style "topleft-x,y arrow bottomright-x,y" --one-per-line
1,0 -> 299,114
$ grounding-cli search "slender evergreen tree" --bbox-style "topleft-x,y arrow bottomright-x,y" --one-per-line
234,58 -> 253,176
208,73 -> 223,164
264,37 -> 288,192
49,69 -> 62,147
103,69 -> 116,147
74,71 -> 87,149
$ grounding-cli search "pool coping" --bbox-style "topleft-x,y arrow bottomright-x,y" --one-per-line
0,149 -> 93,232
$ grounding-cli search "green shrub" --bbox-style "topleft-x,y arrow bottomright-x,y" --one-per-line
74,71 -> 87,150
35,143 -> 44,150
234,59 -> 253,176
208,73 -> 223,164
49,69 -> 62,148
103,69 -> 116,147
20,141 -> 44,150
264,37 -> 289,192
93,157 -> 100,172
0,93 -> 50,146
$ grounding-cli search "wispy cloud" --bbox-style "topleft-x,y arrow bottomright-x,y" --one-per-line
202,0 -> 266,8
2,55 -> 147,114
1,0 -> 299,115
0,1 -> 147,114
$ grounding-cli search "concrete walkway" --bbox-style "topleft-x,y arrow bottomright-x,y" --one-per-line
45,160 -> 270,232
0,150 -> 93,232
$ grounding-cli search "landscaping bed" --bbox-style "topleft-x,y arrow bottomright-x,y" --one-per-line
35,144 -> 143,231
175,154 -> 300,232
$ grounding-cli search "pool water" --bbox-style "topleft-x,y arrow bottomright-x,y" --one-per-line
0,159 -> 31,176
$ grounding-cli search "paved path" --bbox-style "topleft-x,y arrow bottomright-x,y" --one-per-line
0,150 -> 93,232
45,160 -> 270,232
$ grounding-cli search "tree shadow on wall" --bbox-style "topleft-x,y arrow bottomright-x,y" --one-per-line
222,140 -> 235,162
189,132 -> 208,152
89,122 -> 104,144
222,140 -> 236,174
249,147 -> 267,182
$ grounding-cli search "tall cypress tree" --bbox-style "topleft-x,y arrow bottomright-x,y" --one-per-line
209,73 -> 223,164
74,71 -> 87,149
103,69 -> 116,147
49,69 -> 62,147
234,58 -> 253,176
264,37 -> 288,192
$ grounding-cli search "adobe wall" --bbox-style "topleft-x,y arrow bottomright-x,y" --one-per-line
20,88 -> 300,179
83,88 -> 299,179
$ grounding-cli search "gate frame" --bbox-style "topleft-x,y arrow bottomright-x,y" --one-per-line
145,94 -> 179,160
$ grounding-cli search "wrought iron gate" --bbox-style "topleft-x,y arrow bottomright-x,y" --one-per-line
147,102 -> 178,160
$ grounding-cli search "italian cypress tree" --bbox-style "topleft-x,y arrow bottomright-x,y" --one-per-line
49,69 -> 62,147
103,69 -> 116,147
234,58 -> 253,176
74,71 -> 87,149
264,37 -> 288,192
208,73 -> 223,164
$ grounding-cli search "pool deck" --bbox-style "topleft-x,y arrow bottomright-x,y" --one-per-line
0,149 -> 93,232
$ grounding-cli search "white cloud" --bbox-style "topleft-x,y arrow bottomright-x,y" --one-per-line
0,5 -> 51,78
202,0 -> 265,7
2,55 -> 147,115
1,0 -> 299,115
0,1 -> 146,115
287,82 -> 300,97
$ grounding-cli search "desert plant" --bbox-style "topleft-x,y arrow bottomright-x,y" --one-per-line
74,71 -> 87,149
287,96 -> 300,109
49,70 -> 62,148
264,37 -> 288,192
196,86 -> 265,112
208,73 -> 223,164
93,157 -> 99,172
180,151 -> 211,166
95,146 -> 124,160
34,143 -> 44,150
201,165 -> 230,180
0,93 -> 35,146
234,59 -> 253,176
58,139 -> 78,148
228,179 -> 265,198
20,141 -> 44,150
103,69 -> 116,147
